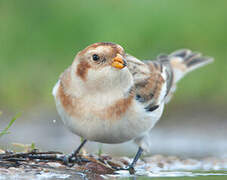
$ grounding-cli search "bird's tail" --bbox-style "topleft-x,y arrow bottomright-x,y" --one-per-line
159,49 -> 213,103
169,49 -> 214,83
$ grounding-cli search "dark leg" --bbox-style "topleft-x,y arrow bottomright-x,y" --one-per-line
69,139 -> 87,159
63,139 -> 87,165
113,147 -> 143,174
128,147 -> 143,174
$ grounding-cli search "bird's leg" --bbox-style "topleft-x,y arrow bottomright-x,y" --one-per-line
113,147 -> 143,174
69,139 -> 87,159
63,139 -> 87,166
128,147 -> 143,174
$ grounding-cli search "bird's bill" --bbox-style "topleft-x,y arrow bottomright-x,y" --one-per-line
111,54 -> 127,69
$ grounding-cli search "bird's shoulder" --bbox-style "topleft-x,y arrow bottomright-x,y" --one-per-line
126,54 -> 173,110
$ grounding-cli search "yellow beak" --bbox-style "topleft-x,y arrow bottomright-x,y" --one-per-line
111,54 -> 127,69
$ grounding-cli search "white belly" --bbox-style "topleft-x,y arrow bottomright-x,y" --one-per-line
53,81 -> 164,144
55,98 -> 163,144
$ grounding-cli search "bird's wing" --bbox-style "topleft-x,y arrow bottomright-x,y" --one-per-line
126,54 -> 173,110
126,49 -> 213,108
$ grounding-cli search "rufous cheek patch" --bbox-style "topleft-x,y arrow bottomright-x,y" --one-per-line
76,61 -> 91,81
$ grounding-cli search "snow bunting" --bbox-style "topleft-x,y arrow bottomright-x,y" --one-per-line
53,42 -> 213,173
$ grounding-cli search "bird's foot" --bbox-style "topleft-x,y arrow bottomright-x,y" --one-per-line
62,154 -> 81,167
62,155 -> 74,167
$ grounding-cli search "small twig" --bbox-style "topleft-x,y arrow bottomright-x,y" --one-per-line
0,150 -> 90,166
0,151 -> 62,158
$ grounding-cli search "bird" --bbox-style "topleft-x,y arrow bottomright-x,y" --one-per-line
52,42 -> 213,173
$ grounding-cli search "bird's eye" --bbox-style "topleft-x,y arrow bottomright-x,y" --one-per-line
92,54 -> 100,61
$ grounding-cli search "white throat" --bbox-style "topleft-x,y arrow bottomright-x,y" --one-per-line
69,65 -> 134,98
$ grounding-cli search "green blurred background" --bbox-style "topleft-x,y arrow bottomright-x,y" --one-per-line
0,0 -> 226,110
0,2 -> 227,178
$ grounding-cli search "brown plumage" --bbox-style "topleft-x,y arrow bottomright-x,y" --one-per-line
105,92 -> 134,120
58,81 -> 81,118
76,61 -> 91,81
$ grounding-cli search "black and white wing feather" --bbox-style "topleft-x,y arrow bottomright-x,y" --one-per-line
126,49 -> 213,108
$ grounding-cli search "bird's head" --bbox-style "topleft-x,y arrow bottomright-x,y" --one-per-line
69,42 -> 133,95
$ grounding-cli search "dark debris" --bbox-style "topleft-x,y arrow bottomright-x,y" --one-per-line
0,149 -> 126,178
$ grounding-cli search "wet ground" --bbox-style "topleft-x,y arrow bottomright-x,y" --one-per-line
0,152 -> 227,179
